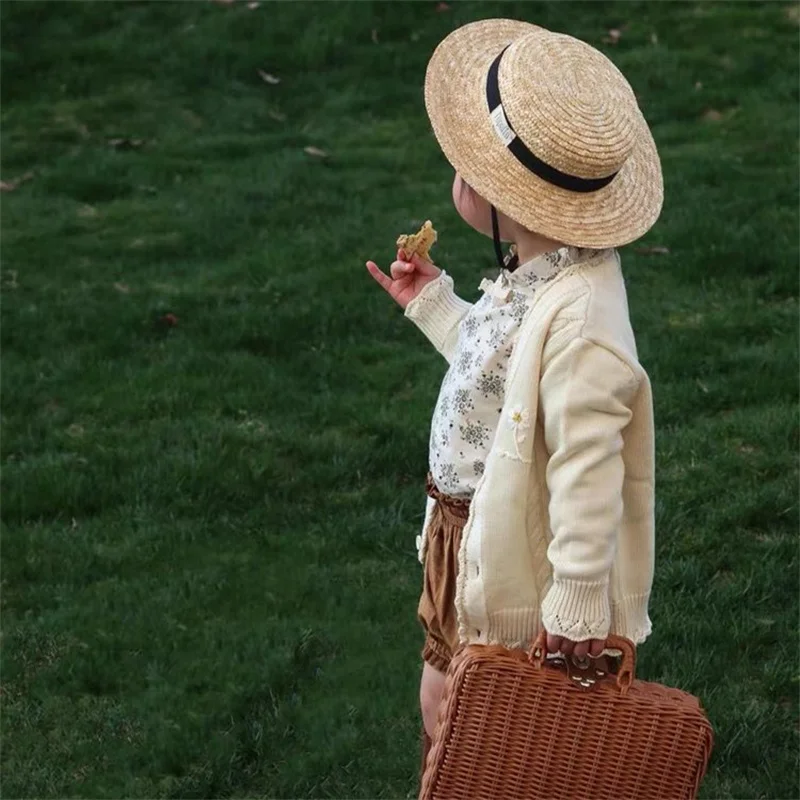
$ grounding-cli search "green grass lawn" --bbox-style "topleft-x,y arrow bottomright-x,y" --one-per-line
1,1 -> 797,798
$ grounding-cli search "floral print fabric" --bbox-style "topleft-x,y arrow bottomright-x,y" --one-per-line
429,246 -> 607,497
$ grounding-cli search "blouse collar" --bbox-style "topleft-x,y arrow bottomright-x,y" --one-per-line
505,246 -> 612,294
479,246 -> 611,305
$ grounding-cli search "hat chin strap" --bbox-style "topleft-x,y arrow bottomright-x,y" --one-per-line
491,205 -> 519,273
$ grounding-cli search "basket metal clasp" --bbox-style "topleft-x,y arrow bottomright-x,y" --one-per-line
566,653 -> 619,691
542,652 -> 616,691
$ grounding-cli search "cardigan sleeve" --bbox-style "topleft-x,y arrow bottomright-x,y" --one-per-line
538,335 -> 639,642
404,270 -> 472,363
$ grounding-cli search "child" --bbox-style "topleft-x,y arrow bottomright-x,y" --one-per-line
366,19 -> 661,753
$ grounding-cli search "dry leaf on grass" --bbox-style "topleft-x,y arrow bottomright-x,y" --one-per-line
108,138 -> 144,150
667,311 -> 704,329
1,171 -> 34,192
257,70 -> 280,85
113,282 -> 131,293
603,28 -> 622,44
704,105 -> 738,122
634,245 -> 670,255
304,146 -> 328,158
436,2 -> 451,10
248,1 -> 259,7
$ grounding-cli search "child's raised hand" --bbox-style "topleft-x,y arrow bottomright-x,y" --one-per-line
366,249 -> 441,310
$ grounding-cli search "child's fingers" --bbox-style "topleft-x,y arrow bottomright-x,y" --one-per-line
572,641 -> 590,659
409,252 -> 439,275
545,635 -> 605,659
390,259 -> 414,280
366,260 -> 393,292
588,639 -> 606,658
546,633 -> 564,655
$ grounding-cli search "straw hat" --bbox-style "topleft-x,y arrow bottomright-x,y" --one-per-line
424,19 -> 663,249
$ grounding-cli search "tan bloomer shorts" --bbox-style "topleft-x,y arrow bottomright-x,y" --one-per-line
417,472 -> 472,673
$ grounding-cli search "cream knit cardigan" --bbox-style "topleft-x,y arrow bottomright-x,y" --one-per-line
406,250 -> 654,647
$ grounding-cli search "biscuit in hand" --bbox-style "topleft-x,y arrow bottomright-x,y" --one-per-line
396,220 -> 437,262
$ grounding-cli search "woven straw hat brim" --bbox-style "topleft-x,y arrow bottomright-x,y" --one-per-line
424,20 -> 663,249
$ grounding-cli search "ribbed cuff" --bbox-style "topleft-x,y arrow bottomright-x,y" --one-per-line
404,271 -> 472,355
540,579 -> 611,641
610,593 -> 652,645
485,607 -> 542,649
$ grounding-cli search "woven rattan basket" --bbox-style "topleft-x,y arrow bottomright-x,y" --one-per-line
420,630 -> 713,800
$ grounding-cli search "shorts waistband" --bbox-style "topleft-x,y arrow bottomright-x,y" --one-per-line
425,471 -> 471,520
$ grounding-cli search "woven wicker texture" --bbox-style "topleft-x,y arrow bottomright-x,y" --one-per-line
424,19 -> 664,248
420,632 -> 713,800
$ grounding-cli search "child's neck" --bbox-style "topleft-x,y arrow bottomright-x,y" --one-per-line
513,229 -> 566,267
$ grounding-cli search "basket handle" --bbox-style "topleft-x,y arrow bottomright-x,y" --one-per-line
528,629 -> 636,695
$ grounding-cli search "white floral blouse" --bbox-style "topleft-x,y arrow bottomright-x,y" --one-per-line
430,246 -> 607,498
